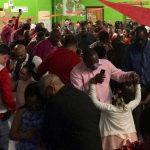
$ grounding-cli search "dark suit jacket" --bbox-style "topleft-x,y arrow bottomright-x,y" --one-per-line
43,84 -> 102,150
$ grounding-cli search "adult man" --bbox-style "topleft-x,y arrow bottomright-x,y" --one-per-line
125,26 -> 150,102
38,35 -> 80,84
75,25 -> 95,52
12,44 -> 42,81
71,49 -> 137,103
125,26 -> 150,137
39,74 -> 102,150
0,44 -> 16,150
9,23 -> 30,47
1,20 -> 14,45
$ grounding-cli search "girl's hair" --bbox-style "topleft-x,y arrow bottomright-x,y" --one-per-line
112,82 -> 136,110
24,82 -> 41,103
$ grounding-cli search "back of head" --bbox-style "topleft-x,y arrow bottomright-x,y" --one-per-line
113,81 -> 136,105
49,28 -> 62,46
22,23 -> 30,31
99,30 -> 109,42
0,44 -> 11,55
135,25 -> 148,37
39,74 -> 64,97
63,34 -> 77,48
36,31 -> 45,42
24,82 -> 43,110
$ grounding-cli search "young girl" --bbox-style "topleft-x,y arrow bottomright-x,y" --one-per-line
89,81 -> 141,150
10,82 -> 44,150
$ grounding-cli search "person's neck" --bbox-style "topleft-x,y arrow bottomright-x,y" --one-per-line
57,83 -> 65,91
65,46 -> 75,53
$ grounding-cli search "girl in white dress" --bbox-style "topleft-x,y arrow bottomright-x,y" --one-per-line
89,81 -> 141,150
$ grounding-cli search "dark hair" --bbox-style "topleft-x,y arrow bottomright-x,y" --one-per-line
82,48 -> 98,62
0,44 -> 11,55
93,45 -> 106,59
49,28 -> 62,46
135,26 -> 148,36
22,23 -> 30,31
35,23 -> 44,33
24,82 -> 41,103
140,107 -> 150,140
22,63 -> 35,75
99,30 -> 109,42
114,82 -> 136,104
63,35 -> 77,47
37,31 -> 45,39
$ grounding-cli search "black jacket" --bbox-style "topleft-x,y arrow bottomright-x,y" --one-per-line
43,84 -> 102,150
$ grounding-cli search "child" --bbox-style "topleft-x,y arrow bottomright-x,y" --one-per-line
89,80 -> 141,150
15,64 -> 35,107
10,82 -> 44,150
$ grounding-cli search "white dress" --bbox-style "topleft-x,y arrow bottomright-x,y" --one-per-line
89,84 -> 141,150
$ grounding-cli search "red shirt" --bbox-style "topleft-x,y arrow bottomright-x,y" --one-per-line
1,24 -> 14,45
38,48 -> 81,84
0,65 -> 16,110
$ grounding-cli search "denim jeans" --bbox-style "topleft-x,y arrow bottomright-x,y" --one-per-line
0,120 -> 9,150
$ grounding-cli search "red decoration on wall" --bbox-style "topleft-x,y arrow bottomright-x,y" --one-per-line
99,0 -> 150,26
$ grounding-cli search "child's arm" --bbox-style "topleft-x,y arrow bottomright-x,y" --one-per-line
128,84 -> 141,110
9,109 -> 35,141
89,84 -> 116,111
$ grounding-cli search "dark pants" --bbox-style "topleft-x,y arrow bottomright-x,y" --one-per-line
133,84 -> 150,139
0,120 -> 9,150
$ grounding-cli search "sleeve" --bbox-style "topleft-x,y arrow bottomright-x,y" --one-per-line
37,57 -> 49,75
14,17 -> 19,30
70,67 -> 84,91
128,84 -> 141,110
89,84 -> 115,111
108,60 -> 131,82
32,56 -> 42,69
0,69 -> 16,110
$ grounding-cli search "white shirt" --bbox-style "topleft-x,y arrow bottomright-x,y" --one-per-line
89,84 -> 141,137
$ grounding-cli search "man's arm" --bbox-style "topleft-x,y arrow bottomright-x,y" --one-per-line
0,68 -> 16,110
70,67 -> 85,91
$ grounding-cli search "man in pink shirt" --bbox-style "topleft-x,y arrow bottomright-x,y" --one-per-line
71,49 -> 137,103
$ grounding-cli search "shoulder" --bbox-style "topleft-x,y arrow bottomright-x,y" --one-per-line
71,62 -> 85,72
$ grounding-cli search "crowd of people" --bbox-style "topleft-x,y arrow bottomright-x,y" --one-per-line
0,12 -> 150,150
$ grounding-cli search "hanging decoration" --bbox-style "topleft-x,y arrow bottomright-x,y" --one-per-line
99,0 -> 150,26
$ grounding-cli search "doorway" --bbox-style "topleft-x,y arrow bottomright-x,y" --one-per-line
86,6 -> 104,23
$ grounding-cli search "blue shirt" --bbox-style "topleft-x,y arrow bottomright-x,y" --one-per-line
126,40 -> 150,85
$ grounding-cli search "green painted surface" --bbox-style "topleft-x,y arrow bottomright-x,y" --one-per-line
0,0 -> 150,24
0,0 -> 52,23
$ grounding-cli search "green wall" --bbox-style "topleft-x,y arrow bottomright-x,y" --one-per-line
53,0 -> 150,24
0,0 -> 150,25
0,0 -> 52,23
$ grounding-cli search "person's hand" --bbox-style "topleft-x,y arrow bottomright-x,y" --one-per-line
129,72 -> 140,84
18,11 -> 22,17
24,129 -> 37,140
94,73 -> 105,84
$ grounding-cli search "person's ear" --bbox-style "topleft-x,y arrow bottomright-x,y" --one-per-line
46,84 -> 56,97
4,55 -> 9,62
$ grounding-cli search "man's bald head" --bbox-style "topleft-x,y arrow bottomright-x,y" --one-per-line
39,74 -> 64,98
13,44 -> 27,61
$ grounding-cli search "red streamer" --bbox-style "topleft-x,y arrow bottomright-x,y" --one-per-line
100,0 -> 150,26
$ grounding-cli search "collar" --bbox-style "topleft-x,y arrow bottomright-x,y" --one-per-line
0,64 -> 4,71
23,53 -> 29,63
